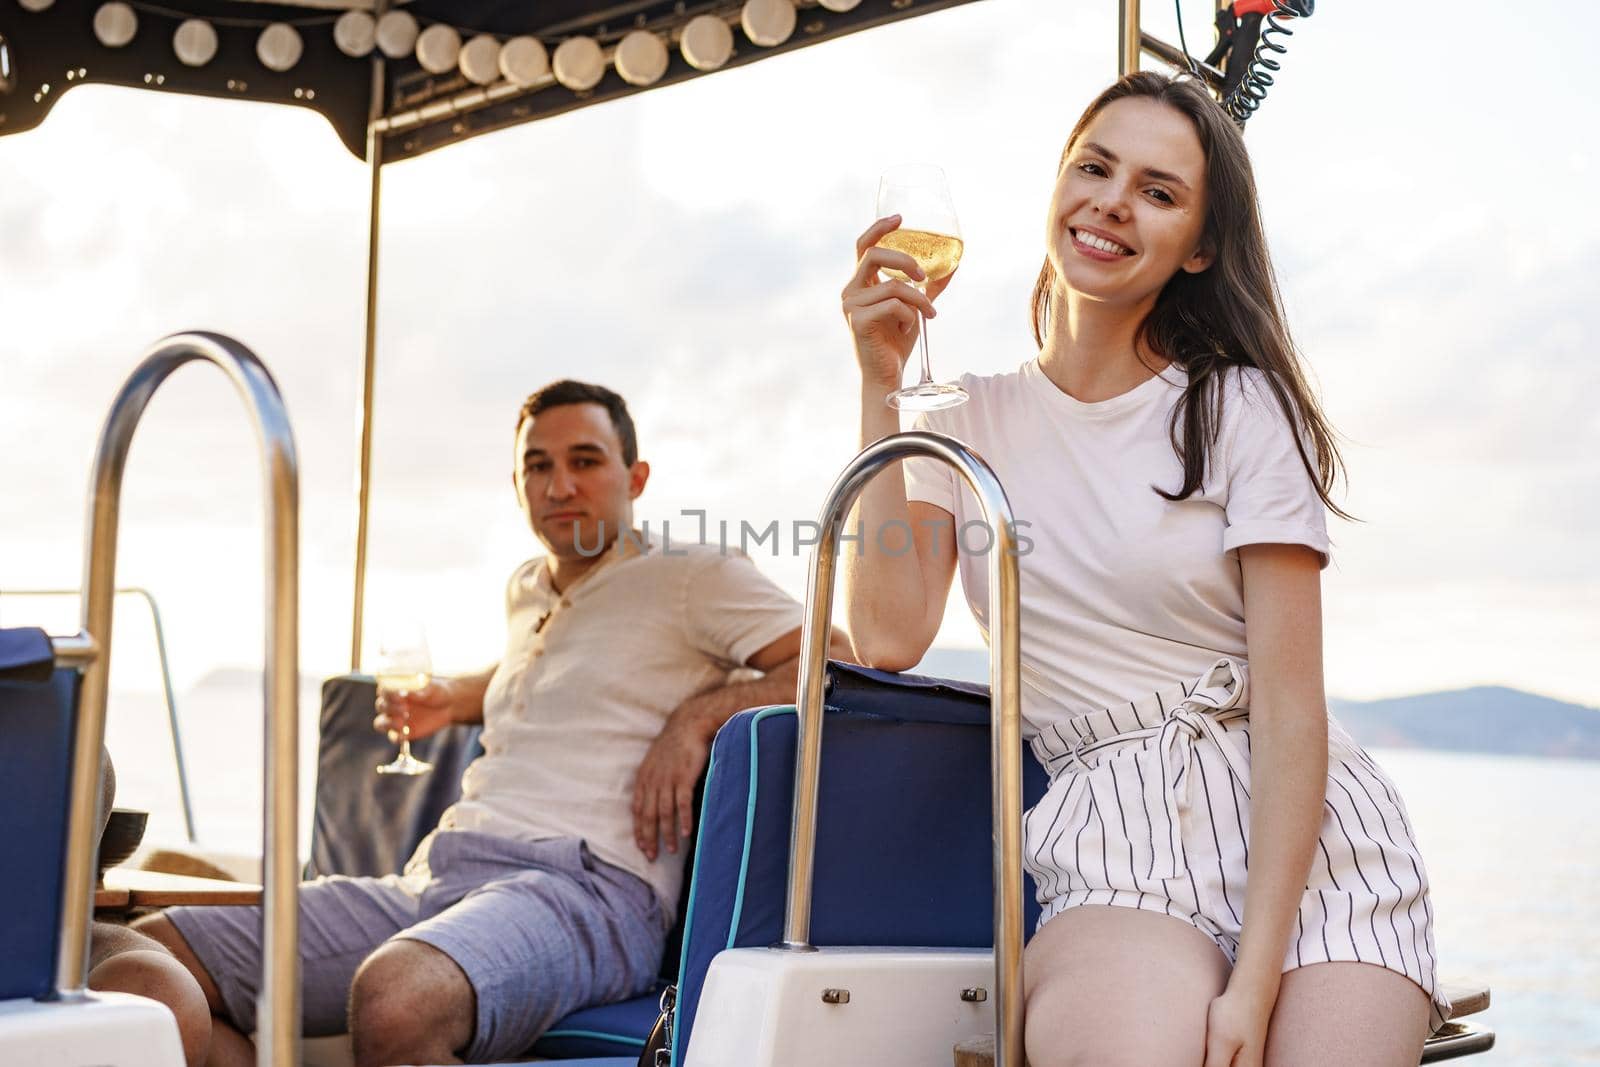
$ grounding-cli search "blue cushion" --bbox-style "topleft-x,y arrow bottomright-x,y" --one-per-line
305,675 -> 484,880
531,988 -> 659,1058
0,626 -> 54,683
668,665 -> 1049,1063
0,636 -> 82,1001
825,661 -> 993,724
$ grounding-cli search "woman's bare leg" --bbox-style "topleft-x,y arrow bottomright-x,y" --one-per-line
89,922 -> 212,1067
1265,962 -> 1429,1067
1025,906 -> 1232,1067
132,914 -> 255,1067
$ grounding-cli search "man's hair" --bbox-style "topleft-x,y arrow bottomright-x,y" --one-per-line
516,380 -> 639,467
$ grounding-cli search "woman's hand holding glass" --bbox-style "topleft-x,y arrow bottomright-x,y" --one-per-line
843,214 -> 957,401
851,163 -> 967,410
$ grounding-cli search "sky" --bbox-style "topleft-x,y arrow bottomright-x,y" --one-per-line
2,0 -> 1597,723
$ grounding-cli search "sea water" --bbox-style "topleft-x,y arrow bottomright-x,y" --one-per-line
1372,748 -> 1600,1064
103,691 -> 1599,1062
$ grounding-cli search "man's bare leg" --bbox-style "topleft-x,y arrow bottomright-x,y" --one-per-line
347,939 -> 475,1067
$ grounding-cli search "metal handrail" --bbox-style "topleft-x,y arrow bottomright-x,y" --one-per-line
1141,31 -> 1228,90
4,586 -> 196,842
781,431 -> 1025,1067
52,332 -> 301,1067
50,631 -> 99,668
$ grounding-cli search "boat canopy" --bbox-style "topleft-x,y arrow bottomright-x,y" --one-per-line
0,0 -> 985,162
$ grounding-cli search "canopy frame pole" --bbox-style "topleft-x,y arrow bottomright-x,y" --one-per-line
1120,0 -> 1143,76
350,28 -> 387,673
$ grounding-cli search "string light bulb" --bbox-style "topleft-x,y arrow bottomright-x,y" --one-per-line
458,34 -> 501,85
741,0 -> 796,48
680,14 -> 734,71
93,2 -> 138,49
499,36 -> 549,87
552,36 -> 604,91
173,18 -> 218,67
333,10 -> 376,58
374,10 -> 419,60
257,23 -> 303,72
615,31 -> 668,87
415,23 -> 461,75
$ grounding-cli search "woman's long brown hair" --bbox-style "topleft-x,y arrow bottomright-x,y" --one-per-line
1031,71 -> 1352,521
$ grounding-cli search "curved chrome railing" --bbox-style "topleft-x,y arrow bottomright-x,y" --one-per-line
52,333 -> 301,1067
781,430 -> 1024,1067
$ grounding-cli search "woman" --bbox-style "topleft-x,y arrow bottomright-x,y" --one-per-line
840,72 -> 1446,1066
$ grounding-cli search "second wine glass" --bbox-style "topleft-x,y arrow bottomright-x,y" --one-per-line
875,164 -> 968,412
374,623 -> 434,777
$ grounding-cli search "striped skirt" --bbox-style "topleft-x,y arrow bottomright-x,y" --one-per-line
1022,657 -> 1449,1034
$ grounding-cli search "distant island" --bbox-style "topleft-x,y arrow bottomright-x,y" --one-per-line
913,649 -> 1600,762
178,658 -> 1600,763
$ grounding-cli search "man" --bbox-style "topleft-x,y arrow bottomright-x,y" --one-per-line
136,380 -> 836,1067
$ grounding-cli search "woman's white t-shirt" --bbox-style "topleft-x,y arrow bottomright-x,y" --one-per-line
903,358 -> 1329,732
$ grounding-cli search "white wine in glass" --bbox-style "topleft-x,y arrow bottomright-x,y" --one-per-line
877,229 -> 965,287
375,625 -> 434,777
875,164 -> 968,411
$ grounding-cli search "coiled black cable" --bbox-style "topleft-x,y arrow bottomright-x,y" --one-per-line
1174,0 -> 1312,125
1223,1 -> 1313,124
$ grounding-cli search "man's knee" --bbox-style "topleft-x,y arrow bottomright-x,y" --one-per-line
349,939 -> 474,1067
130,913 -> 226,1014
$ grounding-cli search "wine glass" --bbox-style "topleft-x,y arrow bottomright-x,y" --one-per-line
875,164 -> 968,411
374,623 -> 434,776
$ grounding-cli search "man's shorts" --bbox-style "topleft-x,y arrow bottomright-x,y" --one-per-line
165,831 -> 664,1062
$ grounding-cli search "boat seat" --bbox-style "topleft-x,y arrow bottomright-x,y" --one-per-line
530,993 -> 659,1060
320,663 -> 1050,1062
0,627 -> 81,1002
665,662 -> 1051,1062
472,1060 -> 635,1066
1437,980 -> 1490,1019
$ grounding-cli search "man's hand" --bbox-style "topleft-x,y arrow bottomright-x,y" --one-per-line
626,626 -> 848,863
631,706 -> 714,862
374,680 -> 457,742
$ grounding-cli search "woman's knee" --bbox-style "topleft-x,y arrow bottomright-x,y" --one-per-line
90,948 -> 212,1067
128,913 -> 225,1012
